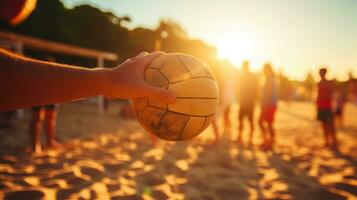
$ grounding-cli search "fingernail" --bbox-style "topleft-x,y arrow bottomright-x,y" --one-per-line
137,52 -> 149,58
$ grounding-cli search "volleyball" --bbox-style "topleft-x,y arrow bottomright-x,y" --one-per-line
132,53 -> 219,141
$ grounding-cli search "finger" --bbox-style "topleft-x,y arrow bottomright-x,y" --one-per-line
136,51 -> 165,66
120,52 -> 149,67
122,58 -> 132,64
142,85 -> 176,104
135,52 -> 149,58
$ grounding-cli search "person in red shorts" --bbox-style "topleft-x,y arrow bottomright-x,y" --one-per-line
316,68 -> 338,150
259,64 -> 278,150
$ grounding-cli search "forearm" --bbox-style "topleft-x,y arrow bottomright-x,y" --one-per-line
0,48 -> 107,111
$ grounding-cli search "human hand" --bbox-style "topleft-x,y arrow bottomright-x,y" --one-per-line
101,52 -> 176,104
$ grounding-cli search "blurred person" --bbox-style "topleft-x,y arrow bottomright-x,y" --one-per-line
236,61 -> 259,146
30,104 -> 60,153
316,68 -> 338,150
0,0 -> 176,112
259,64 -> 278,150
29,56 -> 62,153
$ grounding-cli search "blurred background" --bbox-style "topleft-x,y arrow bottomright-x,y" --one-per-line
0,0 -> 356,199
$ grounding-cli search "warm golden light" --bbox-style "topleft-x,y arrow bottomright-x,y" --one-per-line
216,31 -> 260,70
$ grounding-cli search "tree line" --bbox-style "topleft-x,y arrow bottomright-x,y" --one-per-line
0,0 -> 218,68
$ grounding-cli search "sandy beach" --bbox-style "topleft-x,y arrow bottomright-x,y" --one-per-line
0,101 -> 356,200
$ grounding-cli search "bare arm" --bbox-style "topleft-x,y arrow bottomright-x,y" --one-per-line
0,49 -> 175,111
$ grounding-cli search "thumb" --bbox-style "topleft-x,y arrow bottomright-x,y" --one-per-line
143,85 -> 176,104
136,52 -> 164,67
134,51 -> 149,58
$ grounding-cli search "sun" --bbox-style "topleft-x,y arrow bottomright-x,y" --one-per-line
215,32 -> 261,71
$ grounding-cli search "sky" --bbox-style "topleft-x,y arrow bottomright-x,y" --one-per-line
61,0 -> 357,80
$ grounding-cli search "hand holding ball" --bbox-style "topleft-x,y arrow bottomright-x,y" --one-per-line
132,53 -> 219,141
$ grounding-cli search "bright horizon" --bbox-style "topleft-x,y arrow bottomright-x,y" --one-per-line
62,0 -> 357,81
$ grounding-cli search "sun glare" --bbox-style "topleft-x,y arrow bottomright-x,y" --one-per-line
215,32 -> 262,71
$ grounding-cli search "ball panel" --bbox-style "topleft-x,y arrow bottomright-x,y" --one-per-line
169,78 -> 219,98
200,115 -> 214,133
148,54 -> 171,69
160,56 -> 191,83
168,99 -> 218,116
133,98 -> 148,112
137,118 -> 160,139
178,116 -> 206,140
203,67 -> 215,80
176,54 -> 207,77
145,69 -> 169,88
142,106 -> 166,129
158,111 -> 190,140
148,98 -> 167,109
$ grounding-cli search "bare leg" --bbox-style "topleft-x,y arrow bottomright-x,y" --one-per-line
223,106 -> 232,138
267,122 -> 275,149
30,108 -> 44,153
321,123 -> 330,147
248,116 -> 255,146
329,120 -> 338,150
259,119 -> 267,148
339,106 -> 345,127
44,108 -> 61,147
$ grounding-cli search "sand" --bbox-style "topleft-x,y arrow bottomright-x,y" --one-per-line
0,101 -> 356,200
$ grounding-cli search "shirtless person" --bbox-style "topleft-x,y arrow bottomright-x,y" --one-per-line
237,61 -> 258,146
316,68 -> 338,150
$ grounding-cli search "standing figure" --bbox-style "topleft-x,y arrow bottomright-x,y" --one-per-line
316,68 -> 338,150
259,64 -> 278,150
29,56 -> 62,153
30,104 -> 61,153
237,61 -> 259,146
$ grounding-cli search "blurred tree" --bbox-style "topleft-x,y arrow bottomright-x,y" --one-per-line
278,73 -> 294,102
156,20 -> 188,39
129,27 -> 156,54
155,20 -> 217,65
303,72 -> 315,100
0,0 -> 219,68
